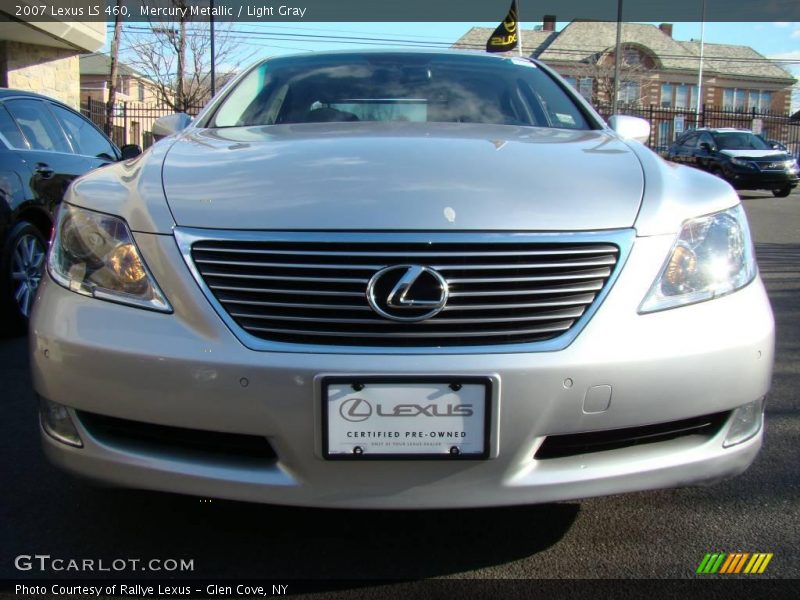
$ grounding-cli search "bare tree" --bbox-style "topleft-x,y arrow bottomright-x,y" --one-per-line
122,0 -> 249,112
569,46 -> 653,107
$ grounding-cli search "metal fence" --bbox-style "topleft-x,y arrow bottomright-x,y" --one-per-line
81,99 -> 205,149
82,98 -> 800,159
596,104 -> 800,158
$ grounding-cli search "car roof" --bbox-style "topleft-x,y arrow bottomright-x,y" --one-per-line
0,88 -> 55,100
256,49 -> 541,68
0,88 -> 80,111
263,48 -> 520,59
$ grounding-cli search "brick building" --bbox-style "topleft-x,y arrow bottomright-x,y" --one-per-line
453,20 -> 795,116
0,15 -> 105,108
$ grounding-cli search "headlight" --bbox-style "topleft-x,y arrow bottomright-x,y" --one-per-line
730,157 -> 754,169
639,205 -> 756,313
48,204 -> 171,312
787,159 -> 799,172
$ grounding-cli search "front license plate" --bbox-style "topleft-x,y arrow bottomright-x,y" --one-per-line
322,377 -> 490,460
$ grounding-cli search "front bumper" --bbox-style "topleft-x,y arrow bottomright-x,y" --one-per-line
30,232 -> 775,508
725,168 -> 799,190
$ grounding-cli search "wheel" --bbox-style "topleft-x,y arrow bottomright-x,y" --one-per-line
772,185 -> 792,198
1,221 -> 48,333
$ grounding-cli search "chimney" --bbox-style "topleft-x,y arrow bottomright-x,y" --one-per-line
659,23 -> 673,38
543,15 -> 556,32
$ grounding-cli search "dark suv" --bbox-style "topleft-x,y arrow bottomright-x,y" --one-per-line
0,89 -> 139,331
667,128 -> 799,197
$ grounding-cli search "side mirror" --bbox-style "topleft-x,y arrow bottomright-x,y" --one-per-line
608,115 -> 650,144
152,113 -> 192,139
699,142 -> 714,153
120,144 -> 142,159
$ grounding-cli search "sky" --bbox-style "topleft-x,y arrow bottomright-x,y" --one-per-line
113,21 -> 800,111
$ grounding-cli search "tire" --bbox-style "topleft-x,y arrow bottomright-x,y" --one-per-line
1,221 -> 48,334
772,185 -> 792,198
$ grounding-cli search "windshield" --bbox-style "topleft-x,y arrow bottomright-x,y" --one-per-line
713,132 -> 771,151
210,53 -> 592,130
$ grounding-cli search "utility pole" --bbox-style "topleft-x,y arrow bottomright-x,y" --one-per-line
612,0 -> 623,115
106,0 -> 123,137
696,0 -> 706,124
177,1 -> 187,111
210,0 -> 216,97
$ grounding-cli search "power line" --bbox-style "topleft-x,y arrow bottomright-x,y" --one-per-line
115,25 -> 800,68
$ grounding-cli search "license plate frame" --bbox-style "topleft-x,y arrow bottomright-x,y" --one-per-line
321,376 -> 492,460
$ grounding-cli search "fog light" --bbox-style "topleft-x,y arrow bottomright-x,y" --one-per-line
723,398 -> 765,448
40,397 -> 82,447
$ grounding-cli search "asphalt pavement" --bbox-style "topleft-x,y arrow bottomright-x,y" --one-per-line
1,189 -> 798,585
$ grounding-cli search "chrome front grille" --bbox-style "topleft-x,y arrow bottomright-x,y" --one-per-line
177,230 -> 632,352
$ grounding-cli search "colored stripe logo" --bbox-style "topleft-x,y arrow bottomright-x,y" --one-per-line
696,552 -> 773,574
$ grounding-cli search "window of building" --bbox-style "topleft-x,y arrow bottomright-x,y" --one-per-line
722,88 -> 772,113
138,82 -> 145,102
760,91 -> 772,112
750,91 -> 772,113
746,90 -> 759,111
661,83 -> 673,108
675,84 -> 689,109
623,48 -> 642,66
116,76 -> 130,96
618,81 -> 640,105
721,88 -> 744,110
722,89 -> 733,109
660,83 -> 697,110
734,89 -> 745,111
577,77 -> 593,101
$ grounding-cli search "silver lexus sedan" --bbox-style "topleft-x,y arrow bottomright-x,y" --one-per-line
30,51 -> 774,508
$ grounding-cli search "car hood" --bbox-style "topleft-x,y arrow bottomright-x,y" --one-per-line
719,149 -> 788,160
161,123 -> 644,231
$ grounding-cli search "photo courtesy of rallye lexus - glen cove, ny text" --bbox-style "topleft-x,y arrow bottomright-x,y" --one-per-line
25,45 -> 774,508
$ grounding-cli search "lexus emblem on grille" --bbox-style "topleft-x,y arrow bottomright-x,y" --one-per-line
366,265 -> 449,322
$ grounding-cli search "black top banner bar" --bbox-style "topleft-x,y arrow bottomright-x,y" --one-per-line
1,0 -> 799,23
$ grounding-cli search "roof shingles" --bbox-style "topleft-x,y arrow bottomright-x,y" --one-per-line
452,22 -> 795,83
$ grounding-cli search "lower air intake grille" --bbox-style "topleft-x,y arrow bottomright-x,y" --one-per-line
185,232 -> 626,348
535,412 -> 730,459
77,411 -> 277,462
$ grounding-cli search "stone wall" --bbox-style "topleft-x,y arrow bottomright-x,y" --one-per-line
1,41 -> 80,108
